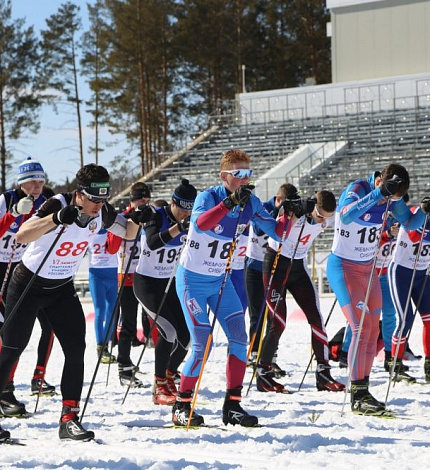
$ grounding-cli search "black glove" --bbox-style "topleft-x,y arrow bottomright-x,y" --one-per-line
177,216 -> 190,232
130,204 -> 154,225
421,196 -> 430,214
223,185 -> 253,210
282,196 -> 302,214
52,205 -> 80,226
294,197 -> 317,218
380,175 -> 403,197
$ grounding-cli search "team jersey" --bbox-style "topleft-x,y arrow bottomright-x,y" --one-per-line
331,172 -> 425,262
180,185 -> 283,276
136,207 -> 185,279
0,190 -> 45,263
268,215 -> 332,260
22,193 -> 126,280
391,207 -> 430,270
246,198 -> 275,263
88,229 -> 118,269
117,238 -> 140,276
231,233 -> 249,271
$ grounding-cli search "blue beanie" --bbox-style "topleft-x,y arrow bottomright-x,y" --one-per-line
17,157 -> 45,185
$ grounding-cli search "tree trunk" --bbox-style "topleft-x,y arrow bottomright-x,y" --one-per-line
72,38 -> 84,168
0,79 -> 6,193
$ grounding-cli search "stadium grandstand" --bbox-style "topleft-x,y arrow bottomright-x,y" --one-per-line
109,0 -> 430,295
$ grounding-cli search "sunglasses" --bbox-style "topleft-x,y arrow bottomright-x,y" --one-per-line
81,190 -> 107,204
223,169 -> 253,179
315,206 -> 332,219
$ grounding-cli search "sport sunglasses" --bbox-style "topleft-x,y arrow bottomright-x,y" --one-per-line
81,189 -> 108,204
223,169 -> 253,179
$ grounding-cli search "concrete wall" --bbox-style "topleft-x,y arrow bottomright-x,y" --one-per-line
329,0 -> 430,83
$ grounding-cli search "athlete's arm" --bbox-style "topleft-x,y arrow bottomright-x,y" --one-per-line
393,200 -> 425,230
339,181 -> 383,225
16,198 -> 61,244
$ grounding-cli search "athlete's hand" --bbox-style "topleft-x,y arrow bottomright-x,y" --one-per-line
223,185 -> 253,210
421,196 -> 430,214
380,175 -> 402,197
53,205 -> 80,226
177,216 -> 190,232
130,204 -> 155,225
11,195 -> 34,217
293,197 -> 316,218
281,195 -> 302,214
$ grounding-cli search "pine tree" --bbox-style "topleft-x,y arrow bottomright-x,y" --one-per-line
40,1 -> 85,167
0,0 -> 47,192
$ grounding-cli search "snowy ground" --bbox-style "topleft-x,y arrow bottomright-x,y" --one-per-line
2,295 -> 430,469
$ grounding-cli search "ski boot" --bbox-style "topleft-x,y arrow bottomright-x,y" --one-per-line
59,400 -> 94,441
315,363 -> 345,392
172,392 -> 204,427
152,376 -> 176,405
384,352 -> 409,372
222,387 -> 258,427
31,368 -> 56,396
166,369 -> 178,395
118,363 -> 144,388
424,357 -> 430,383
351,379 -> 385,416
388,358 -> 416,383
0,424 -> 10,442
0,383 -> 28,418
256,364 -> 290,393
97,344 -> 116,364
271,354 -> 287,378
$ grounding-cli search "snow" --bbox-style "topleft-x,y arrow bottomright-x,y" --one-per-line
3,295 -> 430,469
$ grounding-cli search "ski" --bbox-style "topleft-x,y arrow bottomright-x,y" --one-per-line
1,438 -> 26,446
124,422 -> 263,431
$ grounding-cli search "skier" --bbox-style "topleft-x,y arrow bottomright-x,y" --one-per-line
326,163 -> 426,416
0,164 -> 152,442
0,157 -> 56,419
172,149 -> 292,427
256,190 -> 345,393
106,182 -> 155,386
134,179 -> 197,405
387,202 -> 430,383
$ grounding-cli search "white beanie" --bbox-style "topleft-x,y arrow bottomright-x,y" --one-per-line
17,157 -> 45,185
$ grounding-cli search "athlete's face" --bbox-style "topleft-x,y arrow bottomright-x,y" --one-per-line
220,162 -> 252,193
75,192 -> 104,216
20,180 -> 44,199
170,202 -> 191,222
311,205 -> 334,223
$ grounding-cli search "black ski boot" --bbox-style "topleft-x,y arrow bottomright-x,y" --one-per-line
256,364 -> 289,393
118,363 -> 144,388
384,351 -> 409,372
172,392 -> 204,427
351,378 -> 385,415
31,377 -> 56,396
425,357 -> 430,383
59,400 -> 94,441
0,383 -> 28,417
339,350 -> 348,369
0,424 -> 10,442
271,354 -> 287,378
222,387 -> 258,427
388,358 -> 416,383
315,363 -> 345,392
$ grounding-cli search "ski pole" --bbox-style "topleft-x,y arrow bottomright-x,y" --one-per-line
385,214 -> 429,404
297,297 -> 338,392
186,205 -> 246,430
81,226 -> 142,421
121,235 -> 187,405
34,328 -> 55,413
340,199 -> 392,416
246,213 -> 292,363
245,219 -> 305,396
0,225 -> 66,337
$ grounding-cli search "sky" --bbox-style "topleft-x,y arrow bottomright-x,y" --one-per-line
9,1 -> 126,187
3,295 -> 430,468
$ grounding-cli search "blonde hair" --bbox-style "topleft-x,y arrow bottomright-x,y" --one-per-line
220,149 -> 251,170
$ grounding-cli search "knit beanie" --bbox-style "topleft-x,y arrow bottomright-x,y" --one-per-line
130,183 -> 151,201
17,157 -> 45,185
172,179 -> 197,211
